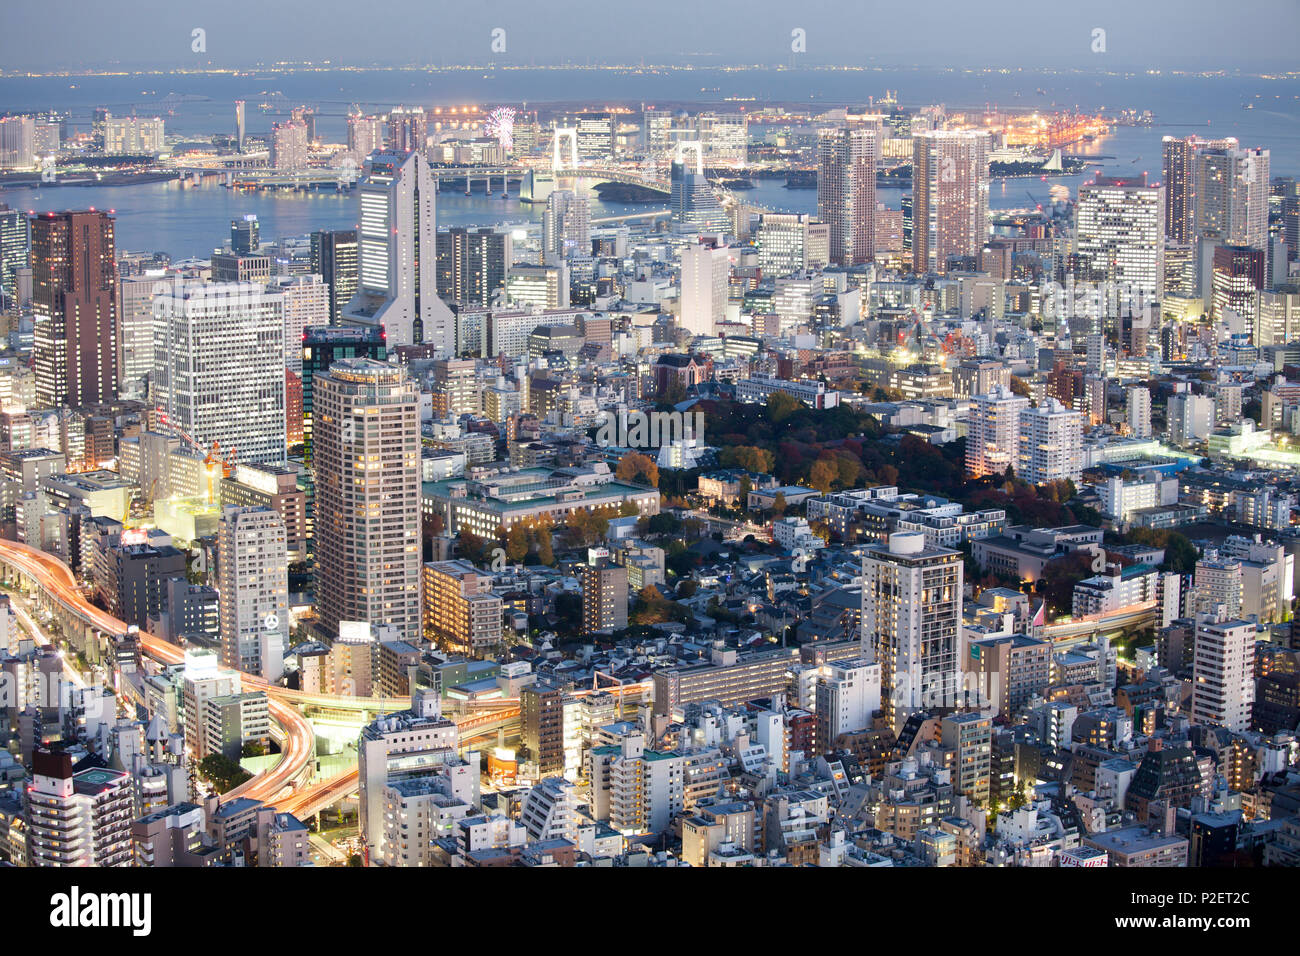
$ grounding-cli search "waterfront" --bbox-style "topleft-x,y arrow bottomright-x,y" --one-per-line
1,66 -> 1296,257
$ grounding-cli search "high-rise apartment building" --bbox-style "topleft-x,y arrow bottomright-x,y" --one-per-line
386,107 -> 427,155
911,130 -> 990,274
542,190 -> 591,263
861,532 -> 963,733
152,278 -> 287,465
817,126 -> 877,266
435,227 -> 511,307
580,563 -> 628,635
347,112 -> 384,158
965,385 -> 1029,479
31,210 -> 118,408
422,559 -> 503,657
299,325 -> 388,470
217,505 -> 289,681
26,749 -> 134,867
1195,143 -> 1270,250
1161,136 -> 1196,243
1126,385 -> 1153,438
314,359 -> 421,642
342,150 -> 454,350
1191,616 -> 1256,734
1017,399 -> 1083,485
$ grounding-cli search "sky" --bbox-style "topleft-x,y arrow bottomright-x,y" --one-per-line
1,0 -> 1298,72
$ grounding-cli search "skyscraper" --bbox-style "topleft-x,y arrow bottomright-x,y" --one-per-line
817,126 -> 877,267
435,226 -> 511,307
234,100 -> 245,153
347,111 -> 384,158
669,158 -> 728,234
1076,173 -> 1165,299
266,274 -> 330,375
1195,143 -> 1270,250
911,130 -> 990,275
313,359 -> 421,642
217,505 -> 289,681
861,532 -> 963,734
30,210 -> 118,408
152,277 -> 287,465
342,150 -> 454,351
309,228 -> 358,325
542,190 -> 591,263
1211,244 -> 1266,339
1161,136 -> 1195,243
299,325 -> 387,469
386,106 -> 427,154
270,120 -> 309,171
0,203 -> 30,308
679,237 -> 731,337
230,214 -> 260,255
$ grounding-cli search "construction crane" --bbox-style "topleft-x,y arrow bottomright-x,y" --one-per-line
154,410 -> 236,503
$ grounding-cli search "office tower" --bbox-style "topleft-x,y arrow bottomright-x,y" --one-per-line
309,228 -> 358,325
1126,385 -> 1153,438
300,325 -> 387,469
429,357 -> 479,418
314,359 -> 421,642
26,749 -> 134,866
861,532 -> 963,734
0,204 -> 29,307
1281,179 -> 1300,264
679,237 -> 731,336
697,111 -> 748,165
342,150 -> 454,350
116,273 -> 160,392
1195,143 -> 1270,250
0,115 -> 36,168
557,111 -> 615,161
817,126 -> 877,266
270,120 -> 308,171
31,210 -> 118,408
1162,136 -> 1195,243
234,100 -> 245,153
422,559 -> 503,657
1211,244 -> 1266,339
522,685 -> 566,777
965,384 -> 1029,479
217,505 -> 289,681
1258,288 -> 1300,348
1191,616 -> 1255,733
814,658 -> 881,753
1076,173 -> 1165,299
347,111 -> 384,157
152,277 -> 287,465
755,213 -> 830,276
266,274 -> 329,375
542,190 -> 591,263
231,214 -> 260,255
101,116 -> 164,155
580,563 -> 628,635
912,130 -> 990,274
505,263 -> 568,310
1017,399 -> 1083,485
435,226 -> 511,307
669,158 -> 729,234
386,106 -> 427,154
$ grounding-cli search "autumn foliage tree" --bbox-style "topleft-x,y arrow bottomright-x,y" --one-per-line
616,452 -> 659,488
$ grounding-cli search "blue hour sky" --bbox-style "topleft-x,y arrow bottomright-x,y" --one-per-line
1,0 -> 1297,71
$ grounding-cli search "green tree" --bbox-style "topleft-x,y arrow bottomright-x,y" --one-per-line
766,391 -> 802,424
